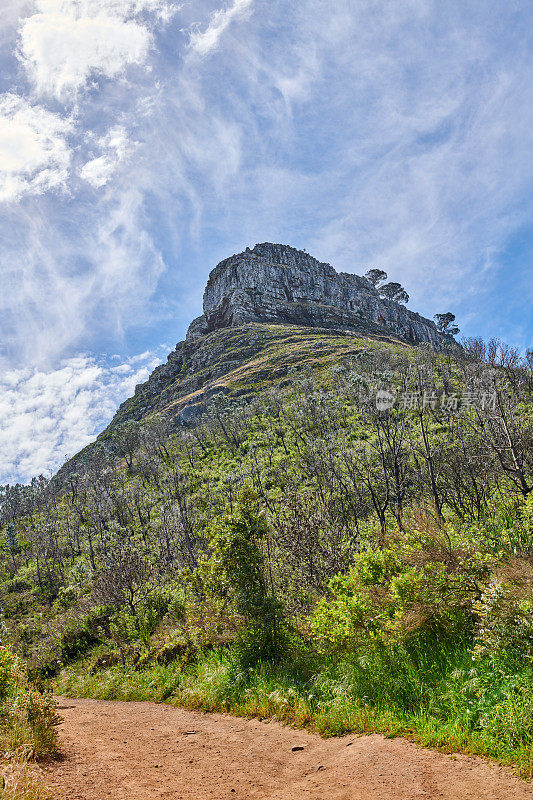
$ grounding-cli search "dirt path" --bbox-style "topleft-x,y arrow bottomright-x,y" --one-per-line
46,697 -> 532,800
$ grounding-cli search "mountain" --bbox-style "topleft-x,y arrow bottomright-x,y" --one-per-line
7,247 -> 533,776
187,243 -> 447,347
58,243 -> 456,477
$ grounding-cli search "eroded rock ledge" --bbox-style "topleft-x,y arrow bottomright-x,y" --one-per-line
187,242 -> 451,349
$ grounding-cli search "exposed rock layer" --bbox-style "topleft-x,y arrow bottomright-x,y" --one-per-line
54,243 -> 457,483
187,243 -> 451,349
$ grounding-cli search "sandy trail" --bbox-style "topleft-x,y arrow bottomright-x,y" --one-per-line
45,697 -> 532,800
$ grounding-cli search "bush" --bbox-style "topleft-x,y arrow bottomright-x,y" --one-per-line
311,549 -> 400,650
311,540 -> 484,652
467,495 -> 533,558
475,559 -> 533,662
202,488 -> 287,666
0,647 -> 60,760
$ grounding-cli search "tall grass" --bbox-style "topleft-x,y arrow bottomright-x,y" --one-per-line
57,639 -> 533,778
0,761 -> 50,800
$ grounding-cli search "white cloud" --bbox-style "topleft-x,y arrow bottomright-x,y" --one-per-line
189,0 -> 252,56
80,125 -> 134,187
0,349 -> 166,484
79,155 -> 117,188
18,0 -> 176,100
0,181 -> 167,366
0,93 -> 72,202
0,0 -> 532,482
0,0 -> 177,203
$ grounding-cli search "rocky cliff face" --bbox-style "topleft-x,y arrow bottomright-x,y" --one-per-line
54,243 -> 457,483
187,243 -> 451,349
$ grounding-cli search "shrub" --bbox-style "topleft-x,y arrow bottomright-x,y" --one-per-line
202,488 -> 287,665
311,541 -> 483,652
474,559 -> 533,662
0,647 -> 60,760
310,549 -> 401,651
468,495 -> 533,557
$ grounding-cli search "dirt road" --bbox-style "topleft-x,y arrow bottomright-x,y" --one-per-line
46,697 -> 532,799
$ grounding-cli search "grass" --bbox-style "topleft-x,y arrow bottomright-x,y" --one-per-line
0,761 -> 51,800
56,641 -> 533,779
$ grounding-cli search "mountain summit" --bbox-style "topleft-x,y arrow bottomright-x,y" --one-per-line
57,243 -> 457,479
187,243 -> 447,348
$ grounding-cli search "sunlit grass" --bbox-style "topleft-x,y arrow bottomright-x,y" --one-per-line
57,641 -> 533,778
0,761 -> 51,800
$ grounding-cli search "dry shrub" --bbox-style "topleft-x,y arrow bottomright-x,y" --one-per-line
400,506 -> 479,571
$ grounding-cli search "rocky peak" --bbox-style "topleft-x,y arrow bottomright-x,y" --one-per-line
54,244 -> 456,483
187,243 -> 452,349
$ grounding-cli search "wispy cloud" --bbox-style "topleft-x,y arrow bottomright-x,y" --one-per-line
80,125 -> 134,187
0,0 -> 173,368
188,0 -> 252,56
0,0 -> 177,204
0,349 -> 166,484
0,183 -> 167,366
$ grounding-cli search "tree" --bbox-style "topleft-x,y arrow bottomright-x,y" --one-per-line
202,488 -> 285,664
466,373 -> 533,498
380,282 -> 409,304
95,543 -> 157,616
3,523 -> 20,571
112,421 -> 141,469
434,312 -> 460,336
462,337 -> 486,362
364,268 -> 388,288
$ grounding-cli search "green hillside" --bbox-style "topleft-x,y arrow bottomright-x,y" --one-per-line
57,323 -> 408,480
2,331 -> 533,775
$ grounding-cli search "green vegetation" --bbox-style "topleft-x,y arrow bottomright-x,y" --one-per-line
2,330 -> 533,776
58,641 -> 533,776
0,647 -> 59,800
201,488 -> 287,666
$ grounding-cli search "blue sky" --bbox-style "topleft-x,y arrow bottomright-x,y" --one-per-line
0,0 -> 532,483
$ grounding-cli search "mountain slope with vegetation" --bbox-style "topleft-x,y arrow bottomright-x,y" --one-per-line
58,241 -> 456,479
57,323 -> 405,480
2,245 -> 533,779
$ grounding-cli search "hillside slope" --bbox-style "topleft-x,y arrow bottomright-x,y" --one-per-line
108,325 -> 406,428
3,253 -> 533,777
59,243 -> 455,478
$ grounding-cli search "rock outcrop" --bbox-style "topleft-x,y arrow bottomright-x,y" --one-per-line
187,243 -> 452,349
54,243 -> 458,484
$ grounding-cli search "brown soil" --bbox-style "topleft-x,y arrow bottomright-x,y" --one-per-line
46,697 -> 533,800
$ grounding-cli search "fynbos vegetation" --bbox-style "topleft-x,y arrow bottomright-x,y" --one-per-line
2,332 -> 533,775
0,647 -> 59,800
